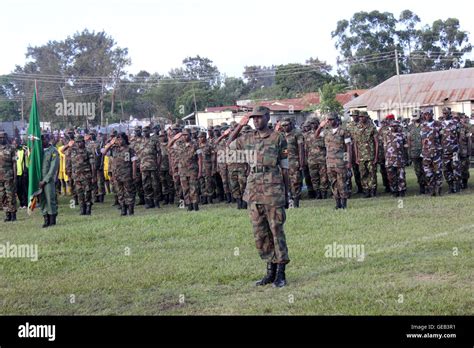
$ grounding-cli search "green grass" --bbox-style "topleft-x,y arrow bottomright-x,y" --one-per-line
1,168 -> 473,315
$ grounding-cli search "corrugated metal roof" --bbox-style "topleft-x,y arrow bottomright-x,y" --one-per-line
344,68 -> 474,110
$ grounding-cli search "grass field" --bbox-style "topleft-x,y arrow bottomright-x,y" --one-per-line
1,168 -> 473,315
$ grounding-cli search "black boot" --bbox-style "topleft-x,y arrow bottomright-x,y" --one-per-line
42,214 -> 50,228
10,212 -> 16,222
154,199 -> 160,208
322,191 -> 328,199
4,212 -> 11,222
74,196 -> 79,206
399,190 -> 406,197
169,194 -> 175,205
163,194 -> 170,205
137,196 -> 145,206
315,190 -> 322,200
49,214 -> 56,226
113,196 -> 119,206
364,190 -> 371,198
419,184 -> 425,194
94,196 -> 100,203
187,204 -> 194,211
202,196 -> 208,205
256,262 -> 277,286
272,264 -> 287,288
462,179 -> 468,189
193,203 -> 199,211
121,205 -> 127,216
293,197 -> 300,208
145,199 -> 155,209
128,204 -> 134,215
340,198 -> 347,209
85,204 -> 92,215
371,188 -> 377,197
308,190 -> 316,199
236,198 -> 243,209
80,204 -> 86,215
436,186 -> 442,196
226,192 -> 232,204
384,186 -> 391,193
208,196 -> 213,204
335,198 -> 341,210
242,200 -> 248,209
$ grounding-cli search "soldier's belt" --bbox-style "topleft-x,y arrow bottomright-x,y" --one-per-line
250,165 -> 274,173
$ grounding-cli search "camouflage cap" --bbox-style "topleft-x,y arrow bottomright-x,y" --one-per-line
442,107 -> 451,113
280,117 -> 292,126
250,106 -> 270,117
153,124 -> 161,130
172,123 -> 181,130
182,128 -> 191,135
143,125 -> 151,131
76,135 -> 85,142
198,131 -> 207,138
134,125 -> 142,131
350,110 -> 360,117
190,127 -> 198,134
326,112 -> 340,120
359,111 -> 370,118
220,122 -> 228,127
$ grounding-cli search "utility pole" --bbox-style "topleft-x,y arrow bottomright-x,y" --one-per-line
192,83 -> 198,120
395,49 -> 403,117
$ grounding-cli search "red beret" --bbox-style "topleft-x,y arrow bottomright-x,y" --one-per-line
385,114 -> 395,120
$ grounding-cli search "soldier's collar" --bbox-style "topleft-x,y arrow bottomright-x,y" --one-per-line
255,128 -> 272,138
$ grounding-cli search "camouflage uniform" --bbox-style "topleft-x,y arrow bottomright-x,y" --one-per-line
346,114 -> 363,194
236,125 -> 289,265
407,119 -> 425,193
441,118 -> 461,192
458,116 -> 471,188
64,134 -> 77,203
420,117 -> 443,195
158,132 -> 174,204
353,119 -> 378,195
87,138 -> 105,202
178,130 -> 202,207
305,126 -> 328,197
113,144 -> 137,208
282,121 -> 304,205
215,139 -> 231,197
0,134 -> 17,218
383,121 -> 407,195
130,129 -> 145,204
71,137 -> 95,213
198,132 -> 216,203
136,129 -> 161,207
169,125 -> 183,203
301,122 -> 316,198
227,135 -> 248,206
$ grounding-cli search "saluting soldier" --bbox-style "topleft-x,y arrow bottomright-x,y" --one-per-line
0,131 -> 17,222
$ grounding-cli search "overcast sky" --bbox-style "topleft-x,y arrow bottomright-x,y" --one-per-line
1,0 -> 473,78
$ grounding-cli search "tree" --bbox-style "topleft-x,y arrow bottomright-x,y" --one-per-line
311,82 -> 345,115
242,65 -> 275,94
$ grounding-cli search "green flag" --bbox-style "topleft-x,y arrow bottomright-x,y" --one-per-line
27,85 -> 43,213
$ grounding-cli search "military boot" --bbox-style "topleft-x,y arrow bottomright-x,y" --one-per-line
399,190 -> 406,197
10,212 -> 16,222
226,192 -> 232,204
272,264 -> 287,288
340,198 -> 347,209
315,190 -> 322,200
462,179 -> 468,189
256,262 -> 277,286
193,203 -> 199,211
74,195 -> 79,206
85,204 -> 92,215
121,205 -> 127,216
419,184 -> 425,194
293,197 -> 300,208
128,204 -> 134,216
154,199 -> 160,208
80,204 -> 86,215
334,198 -> 341,210
145,199 -> 154,209
308,190 -> 316,199
42,215 -> 50,228
163,195 -> 169,205
4,212 -> 11,222
372,188 -> 377,197
113,196 -> 119,206
202,196 -> 208,205
242,200 -> 248,209
208,196 -> 213,204
137,196 -> 145,206
169,194 -> 175,205
364,190 -> 371,198
187,204 -> 194,211
50,214 -> 56,226
322,191 -> 328,199
236,198 -> 243,209
94,195 -> 100,203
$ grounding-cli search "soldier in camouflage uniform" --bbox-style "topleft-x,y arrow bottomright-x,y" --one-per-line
198,131 -> 216,205
305,118 -> 328,199
440,107 -> 461,193
456,113 -> 471,189
158,130 -> 174,204
136,126 -> 162,208
377,119 -> 391,193
301,120 -> 316,199
281,117 -> 304,207
346,110 -> 363,194
353,111 -> 378,197
227,127 -> 250,210
102,133 -> 137,216
40,133 -> 60,227
407,112 -> 425,194
71,135 -> 96,215
420,109 -> 443,196
316,113 -> 352,209
226,106 -> 290,288
382,116 -> 407,196
61,129 -> 78,205
215,126 -> 232,203
0,131 -> 17,222
169,128 -> 202,211
168,124 -> 183,205
131,126 -> 146,205
86,131 -> 105,203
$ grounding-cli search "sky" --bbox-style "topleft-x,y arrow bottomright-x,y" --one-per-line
1,0 -> 473,78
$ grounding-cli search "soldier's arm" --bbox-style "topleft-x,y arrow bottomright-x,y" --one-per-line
131,150 -> 137,179
168,133 -> 182,148
226,114 -> 249,145
156,142 -> 162,169
278,134 -> 290,208
197,148 -> 203,178
315,119 -> 328,137
297,133 -> 305,170
373,129 -> 378,164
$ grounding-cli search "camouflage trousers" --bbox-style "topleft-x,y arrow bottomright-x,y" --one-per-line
288,166 -> 302,200
378,157 -> 389,190
93,169 -> 106,198
460,156 -> 470,181
422,155 -> 443,190
67,172 -> 77,199
411,157 -> 425,186
0,179 -> 17,213
229,166 -> 247,199
141,170 -> 160,201
134,168 -> 145,201
199,174 -> 215,198
351,161 -> 362,191
386,166 -> 406,192
358,160 -> 377,190
180,173 -> 199,205
116,177 -> 136,206
328,167 -> 350,199
302,164 -> 315,194
249,203 -> 289,264
442,154 -> 461,186
172,167 -> 182,200
74,176 -> 93,205
308,161 -> 328,192
159,170 -> 174,196
217,165 -> 230,194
